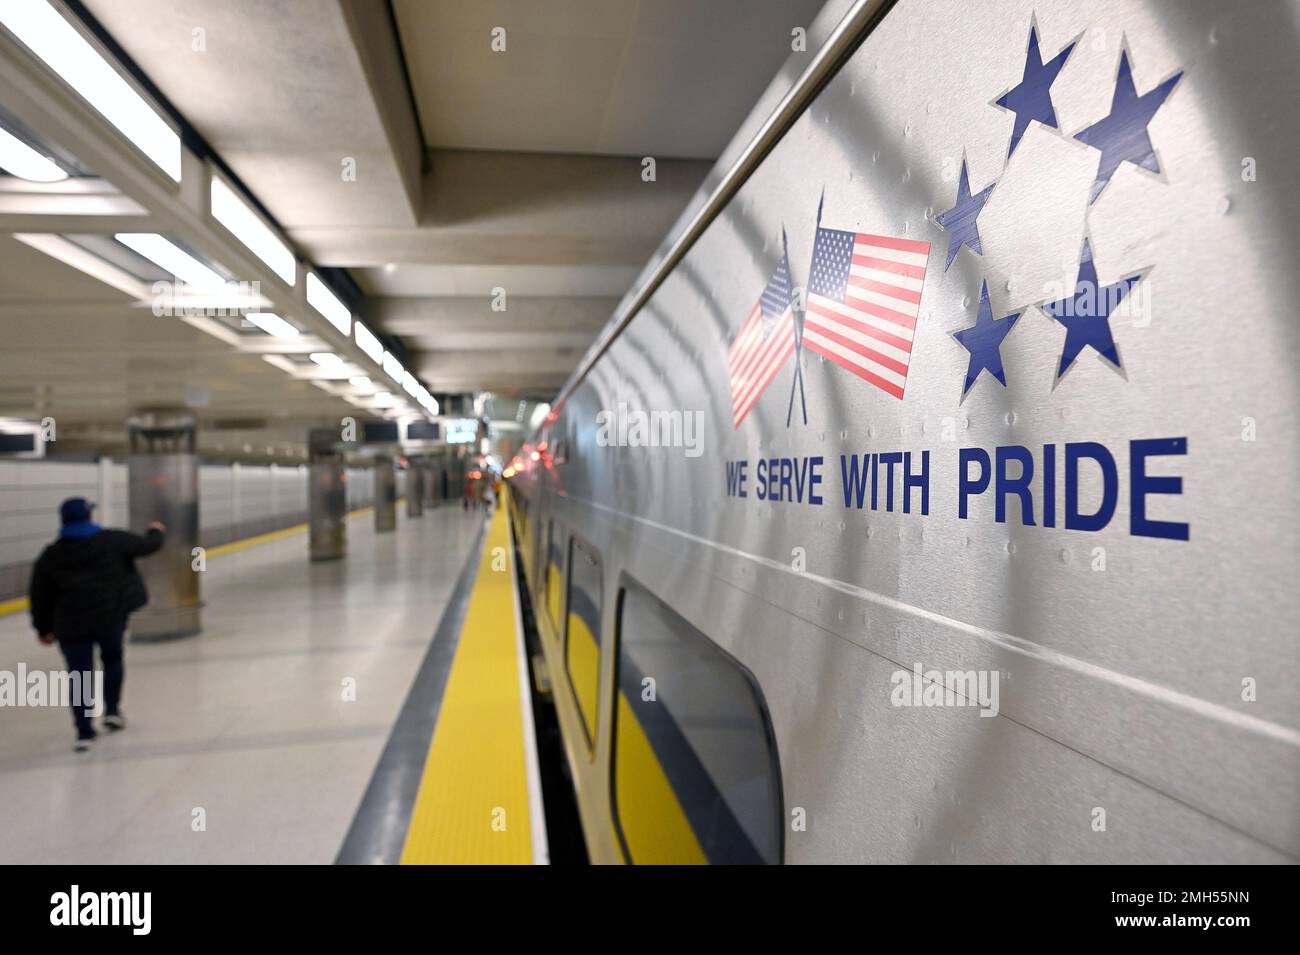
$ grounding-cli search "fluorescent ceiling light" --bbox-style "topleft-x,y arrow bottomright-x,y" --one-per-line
381,351 -> 403,383
305,272 -> 350,335
309,352 -> 343,367
245,312 -> 299,338
0,1 -> 181,181
353,321 -> 383,363
373,391 -> 395,407
210,176 -> 295,285
401,371 -> 420,397
0,125 -> 68,182
348,375 -> 372,389
115,232 -> 224,291
416,384 -> 436,409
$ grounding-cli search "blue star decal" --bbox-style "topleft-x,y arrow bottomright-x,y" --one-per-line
1074,49 -> 1183,203
935,157 -> 995,271
953,280 -> 1022,397
1042,238 -> 1142,378
995,24 -> 1076,158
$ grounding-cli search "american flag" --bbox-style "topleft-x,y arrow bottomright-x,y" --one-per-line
728,246 -> 795,428
803,223 -> 931,400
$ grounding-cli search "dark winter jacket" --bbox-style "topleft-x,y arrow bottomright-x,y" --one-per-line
29,528 -> 165,640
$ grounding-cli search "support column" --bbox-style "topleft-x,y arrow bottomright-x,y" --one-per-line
269,462 -> 279,522
127,411 -> 200,641
374,455 -> 396,532
451,448 -> 468,503
406,462 -> 424,517
309,428 -> 347,561
96,454 -> 114,527
231,461 -> 242,538
422,455 -> 437,507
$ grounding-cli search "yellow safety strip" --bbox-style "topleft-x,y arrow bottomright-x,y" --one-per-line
205,523 -> 308,558
400,502 -> 535,864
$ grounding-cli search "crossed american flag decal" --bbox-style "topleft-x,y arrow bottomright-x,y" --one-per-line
727,198 -> 931,431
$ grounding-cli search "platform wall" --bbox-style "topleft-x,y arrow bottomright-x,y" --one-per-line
0,459 -> 383,601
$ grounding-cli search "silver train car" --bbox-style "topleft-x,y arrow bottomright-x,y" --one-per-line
505,0 -> 1300,864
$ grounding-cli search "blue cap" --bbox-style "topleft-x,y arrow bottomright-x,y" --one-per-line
59,497 -> 94,525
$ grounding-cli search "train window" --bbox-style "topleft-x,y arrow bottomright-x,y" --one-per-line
544,519 -> 565,637
518,502 -> 533,576
610,580 -> 782,865
564,536 -> 602,751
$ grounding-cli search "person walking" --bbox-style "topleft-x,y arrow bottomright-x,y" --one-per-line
28,497 -> 166,751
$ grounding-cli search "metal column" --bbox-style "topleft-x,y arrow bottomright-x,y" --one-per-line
374,455 -> 396,532
309,428 -> 347,561
406,462 -> 424,517
421,455 -> 437,508
127,411 -> 200,641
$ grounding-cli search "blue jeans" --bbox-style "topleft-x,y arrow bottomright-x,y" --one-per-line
57,625 -> 125,738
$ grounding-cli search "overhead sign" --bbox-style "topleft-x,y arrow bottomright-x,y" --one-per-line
445,419 -> 478,444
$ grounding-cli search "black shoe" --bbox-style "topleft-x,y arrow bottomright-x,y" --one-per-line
103,713 -> 127,732
74,732 -> 97,753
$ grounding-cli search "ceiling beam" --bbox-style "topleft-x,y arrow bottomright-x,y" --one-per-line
295,149 -> 711,267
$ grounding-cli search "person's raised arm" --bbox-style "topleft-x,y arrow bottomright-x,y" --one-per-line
118,522 -> 167,557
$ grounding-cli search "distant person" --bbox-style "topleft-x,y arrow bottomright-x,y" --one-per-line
28,497 -> 166,751
483,483 -> 496,512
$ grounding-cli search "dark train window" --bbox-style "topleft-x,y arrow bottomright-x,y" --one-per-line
544,519 -> 565,637
610,580 -> 782,865
515,501 -> 531,576
564,536 -> 602,752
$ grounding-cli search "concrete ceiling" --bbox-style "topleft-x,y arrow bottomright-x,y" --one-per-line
79,0 -> 424,233
1,0 -> 838,456
393,0 -> 828,159
0,233 -> 340,460
73,0 -> 830,397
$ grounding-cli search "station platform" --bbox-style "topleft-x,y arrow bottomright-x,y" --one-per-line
0,502 -> 539,864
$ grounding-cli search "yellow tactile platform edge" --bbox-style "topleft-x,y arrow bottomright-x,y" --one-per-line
400,501 -> 536,864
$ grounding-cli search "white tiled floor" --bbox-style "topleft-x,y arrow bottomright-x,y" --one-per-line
0,505 -> 481,863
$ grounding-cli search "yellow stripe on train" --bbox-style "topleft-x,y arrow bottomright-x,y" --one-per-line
612,690 -> 708,865
565,612 -> 600,748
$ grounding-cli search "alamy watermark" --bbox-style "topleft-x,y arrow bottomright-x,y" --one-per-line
0,664 -> 103,717
595,402 -> 704,458
50,885 -> 151,935
890,662 -> 1000,717
151,280 -> 262,319
1039,273 -> 1154,328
